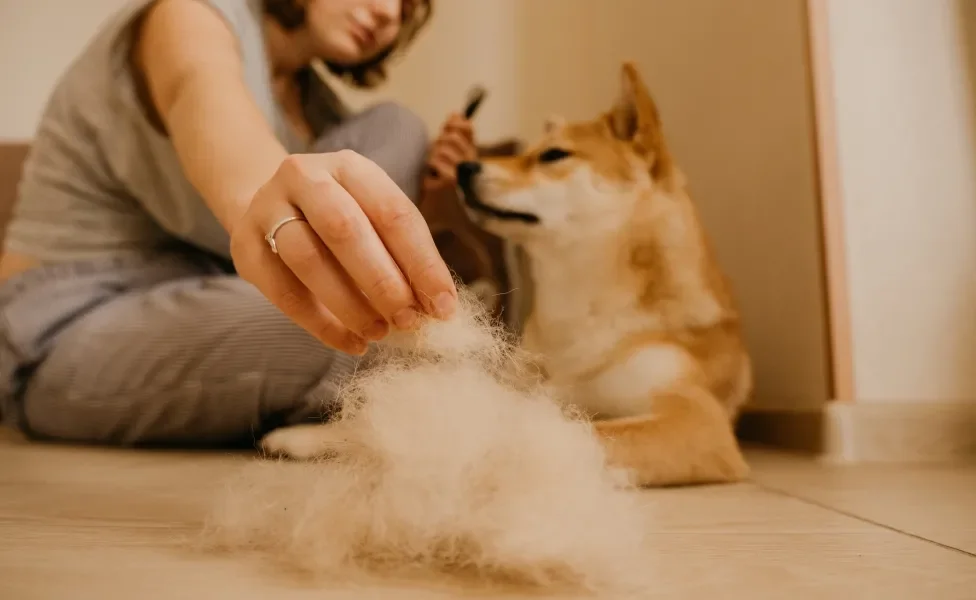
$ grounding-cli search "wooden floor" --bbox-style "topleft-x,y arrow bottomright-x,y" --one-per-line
1,427 -> 974,599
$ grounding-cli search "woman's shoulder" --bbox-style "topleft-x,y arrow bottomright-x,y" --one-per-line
49,0 -> 262,95
192,0 -> 266,43
27,0 -> 274,172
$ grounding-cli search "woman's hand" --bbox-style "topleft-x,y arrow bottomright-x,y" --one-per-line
422,113 -> 478,195
230,150 -> 458,355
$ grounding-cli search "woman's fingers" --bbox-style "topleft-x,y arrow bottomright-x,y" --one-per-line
428,154 -> 462,182
429,135 -> 477,177
271,217 -> 389,341
426,129 -> 478,183
237,231 -> 369,355
321,151 -> 458,319
277,152 -> 456,326
439,131 -> 477,162
279,156 -> 422,330
443,113 -> 474,141
422,113 -> 477,187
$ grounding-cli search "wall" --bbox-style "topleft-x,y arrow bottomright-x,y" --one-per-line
516,0 -> 832,411
0,0 -> 130,140
824,0 -> 976,403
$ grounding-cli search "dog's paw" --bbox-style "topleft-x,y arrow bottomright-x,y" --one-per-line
259,423 -> 351,460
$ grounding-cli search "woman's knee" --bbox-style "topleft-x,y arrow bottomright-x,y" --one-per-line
361,101 -> 429,154
15,276 -> 360,445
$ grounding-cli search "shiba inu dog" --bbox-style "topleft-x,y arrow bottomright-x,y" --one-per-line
260,62 -> 750,488
455,62 -> 751,486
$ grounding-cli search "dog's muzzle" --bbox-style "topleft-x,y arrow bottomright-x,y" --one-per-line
455,161 -> 540,225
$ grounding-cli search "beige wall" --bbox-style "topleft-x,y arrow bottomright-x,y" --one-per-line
824,0 -> 976,403
516,0 -> 831,411
0,0 -> 129,140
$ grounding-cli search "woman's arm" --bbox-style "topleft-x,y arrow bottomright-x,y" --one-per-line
134,0 -> 286,233
131,0 -> 458,352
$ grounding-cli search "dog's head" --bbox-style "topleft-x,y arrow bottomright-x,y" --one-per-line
457,62 -> 677,244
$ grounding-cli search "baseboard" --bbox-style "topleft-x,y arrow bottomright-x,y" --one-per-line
821,400 -> 976,464
736,401 -> 976,463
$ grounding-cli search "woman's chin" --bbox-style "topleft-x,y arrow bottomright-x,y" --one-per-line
324,33 -> 393,66
317,39 -> 367,66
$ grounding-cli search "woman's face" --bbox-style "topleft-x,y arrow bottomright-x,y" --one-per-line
305,0 -> 403,65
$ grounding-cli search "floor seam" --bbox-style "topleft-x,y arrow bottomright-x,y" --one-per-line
752,480 -> 976,559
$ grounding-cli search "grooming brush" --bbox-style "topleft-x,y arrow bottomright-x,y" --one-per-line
427,85 -> 488,179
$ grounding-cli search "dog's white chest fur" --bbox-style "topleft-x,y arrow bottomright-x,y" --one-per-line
522,248 -> 634,372
522,246 -> 689,419
573,345 -> 691,418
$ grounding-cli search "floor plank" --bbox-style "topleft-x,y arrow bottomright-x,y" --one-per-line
1,433 -> 973,599
749,448 -> 976,555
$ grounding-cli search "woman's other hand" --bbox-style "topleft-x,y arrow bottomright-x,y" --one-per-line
422,113 -> 478,195
230,150 -> 458,355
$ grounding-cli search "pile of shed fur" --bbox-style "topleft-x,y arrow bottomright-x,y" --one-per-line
203,289 -> 651,593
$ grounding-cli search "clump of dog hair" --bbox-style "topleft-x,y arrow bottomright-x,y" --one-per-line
203,288 -> 652,594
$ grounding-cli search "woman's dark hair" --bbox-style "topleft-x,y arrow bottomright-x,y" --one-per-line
263,0 -> 433,88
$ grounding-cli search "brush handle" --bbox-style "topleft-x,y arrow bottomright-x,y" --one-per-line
427,85 -> 488,179
463,86 -> 487,119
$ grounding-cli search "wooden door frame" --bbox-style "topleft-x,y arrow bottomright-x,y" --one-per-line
805,0 -> 855,403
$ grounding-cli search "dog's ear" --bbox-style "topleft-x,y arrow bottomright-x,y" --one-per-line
607,62 -> 672,180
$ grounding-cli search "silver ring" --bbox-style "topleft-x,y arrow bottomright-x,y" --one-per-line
265,216 -> 306,255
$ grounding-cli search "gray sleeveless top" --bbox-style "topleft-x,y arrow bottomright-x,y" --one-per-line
5,0 -> 347,262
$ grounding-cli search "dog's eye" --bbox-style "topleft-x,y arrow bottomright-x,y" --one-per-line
537,148 -> 573,164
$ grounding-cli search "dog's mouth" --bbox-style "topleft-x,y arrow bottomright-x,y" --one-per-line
456,187 -> 540,225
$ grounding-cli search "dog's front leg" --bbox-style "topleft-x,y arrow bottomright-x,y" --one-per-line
593,385 -> 749,487
259,420 -> 359,460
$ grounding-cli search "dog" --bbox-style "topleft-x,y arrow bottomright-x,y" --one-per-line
453,62 -> 751,487
260,62 -> 750,487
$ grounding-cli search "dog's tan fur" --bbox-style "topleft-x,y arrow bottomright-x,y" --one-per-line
463,63 -> 751,486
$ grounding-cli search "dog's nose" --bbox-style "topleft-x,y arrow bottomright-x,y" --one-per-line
456,161 -> 482,194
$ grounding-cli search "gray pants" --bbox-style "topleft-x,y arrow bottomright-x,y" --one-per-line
0,102 -> 429,447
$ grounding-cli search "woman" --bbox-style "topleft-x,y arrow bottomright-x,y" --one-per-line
0,0 -> 478,445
